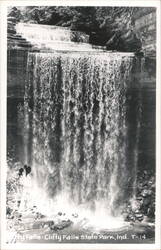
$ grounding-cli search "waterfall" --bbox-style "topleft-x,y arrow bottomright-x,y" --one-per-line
24,51 -> 133,217
16,23 -> 89,44
16,23 -> 94,51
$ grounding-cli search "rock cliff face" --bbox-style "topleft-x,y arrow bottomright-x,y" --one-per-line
124,10 -> 156,177
8,17 -> 34,50
133,9 -> 156,173
105,7 -> 156,55
134,9 -> 156,58
7,17 -> 38,163
7,17 -> 39,99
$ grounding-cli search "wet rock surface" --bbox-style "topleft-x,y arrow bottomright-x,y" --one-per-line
7,205 -> 74,235
122,170 -> 155,223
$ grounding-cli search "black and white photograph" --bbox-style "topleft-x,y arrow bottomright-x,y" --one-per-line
0,0 -> 161,249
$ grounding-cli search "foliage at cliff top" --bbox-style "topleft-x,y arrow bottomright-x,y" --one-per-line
8,6 -> 155,51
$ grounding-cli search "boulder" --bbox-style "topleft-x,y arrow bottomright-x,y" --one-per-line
35,212 -> 45,220
141,189 -> 152,197
135,213 -> 144,221
50,219 -> 73,231
72,213 -> 78,218
6,207 -> 13,216
126,213 -> 136,222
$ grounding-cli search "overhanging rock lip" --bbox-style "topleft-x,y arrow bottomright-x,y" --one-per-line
28,50 -> 135,57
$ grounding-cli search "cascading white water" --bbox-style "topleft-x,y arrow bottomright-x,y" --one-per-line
16,23 -> 96,51
16,23 -> 73,42
24,51 -> 134,221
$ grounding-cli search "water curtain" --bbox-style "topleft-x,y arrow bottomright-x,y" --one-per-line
24,51 -> 133,216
